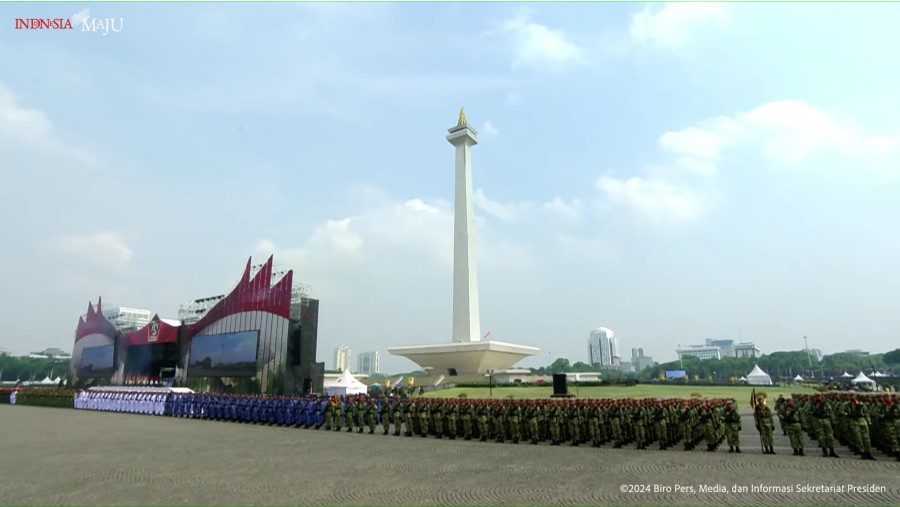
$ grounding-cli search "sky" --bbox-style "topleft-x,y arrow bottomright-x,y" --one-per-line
2,2 -> 900,373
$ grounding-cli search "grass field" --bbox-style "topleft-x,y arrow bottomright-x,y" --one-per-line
423,384 -> 817,403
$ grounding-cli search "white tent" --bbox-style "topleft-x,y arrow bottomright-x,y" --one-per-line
841,371 -> 853,378
746,364 -> 773,386
325,369 -> 368,396
873,372 -> 886,378
793,374 -> 804,382
738,376 -> 748,383
851,372 -> 876,385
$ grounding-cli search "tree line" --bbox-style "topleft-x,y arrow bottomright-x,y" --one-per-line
0,355 -> 70,383
528,349 -> 900,382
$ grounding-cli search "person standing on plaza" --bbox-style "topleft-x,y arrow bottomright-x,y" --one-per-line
723,400 -> 742,453
784,398 -> 805,456
754,394 -> 776,455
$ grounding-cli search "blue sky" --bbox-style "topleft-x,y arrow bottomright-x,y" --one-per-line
2,2 -> 900,373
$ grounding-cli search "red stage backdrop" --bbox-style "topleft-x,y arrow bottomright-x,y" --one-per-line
124,315 -> 178,347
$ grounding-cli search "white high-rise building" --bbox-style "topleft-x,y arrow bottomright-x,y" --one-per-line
334,346 -> 351,371
588,327 -> 616,367
357,351 -> 380,374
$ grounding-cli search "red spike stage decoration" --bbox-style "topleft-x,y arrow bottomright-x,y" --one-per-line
187,256 -> 293,338
75,299 -> 118,343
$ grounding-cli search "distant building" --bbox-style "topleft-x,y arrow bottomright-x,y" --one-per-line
588,327 -> 618,367
734,342 -> 761,358
28,348 -> 71,360
706,339 -> 735,357
842,349 -> 869,356
616,362 -> 635,373
357,351 -> 380,374
631,347 -> 655,372
676,345 -> 722,361
634,356 -> 655,372
334,346 -> 351,371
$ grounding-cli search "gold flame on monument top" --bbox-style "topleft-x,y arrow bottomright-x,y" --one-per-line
457,107 -> 468,126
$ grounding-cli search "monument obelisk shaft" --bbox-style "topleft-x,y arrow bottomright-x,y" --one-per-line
447,108 -> 481,343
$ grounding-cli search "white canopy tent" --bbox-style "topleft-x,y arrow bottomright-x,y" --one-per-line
793,374 -> 804,382
872,372 -> 886,378
738,376 -> 748,383
325,369 -> 369,396
746,364 -> 773,386
851,372 -> 876,385
841,371 -> 853,378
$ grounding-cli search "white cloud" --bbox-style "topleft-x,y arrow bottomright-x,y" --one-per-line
0,83 -> 98,167
254,191 -> 537,283
500,12 -> 585,71
596,175 -> 706,225
541,197 -> 583,224
473,189 -> 583,224
482,121 -> 499,136
555,234 -> 618,262
58,232 -> 133,267
473,189 -> 527,222
630,2 -> 730,48
660,101 -> 900,174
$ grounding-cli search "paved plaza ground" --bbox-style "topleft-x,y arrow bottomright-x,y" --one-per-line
1,405 -> 899,506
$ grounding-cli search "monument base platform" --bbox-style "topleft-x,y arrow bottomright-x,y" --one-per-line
388,340 -> 540,377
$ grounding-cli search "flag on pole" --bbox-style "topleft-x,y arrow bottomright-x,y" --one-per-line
750,388 -> 757,410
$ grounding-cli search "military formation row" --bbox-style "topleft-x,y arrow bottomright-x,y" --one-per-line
775,392 -> 900,461
74,390 -> 751,452
68,390 -> 899,460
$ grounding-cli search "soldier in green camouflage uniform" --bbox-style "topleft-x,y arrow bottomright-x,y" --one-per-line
392,399 -> 403,436
507,401 -> 521,443
655,402 -> 668,450
755,396 -> 776,455
366,399 -> 378,434
477,401 -> 490,441
461,400 -> 474,440
567,401 -> 581,446
849,395 -> 876,460
419,401 -> 431,437
432,400 -> 445,438
324,397 -> 336,431
447,400 -> 459,440
723,400 -> 741,453
549,401 -> 563,446
775,396 -> 787,436
882,396 -> 900,460
784,398 -> 804,455
611,402 -> 624,448
811,395 -> 839,457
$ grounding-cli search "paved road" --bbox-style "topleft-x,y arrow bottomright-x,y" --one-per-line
1,405 -> 898,506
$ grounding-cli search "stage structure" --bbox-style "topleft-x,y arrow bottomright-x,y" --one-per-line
69,256 -> 324,395
389,109 -> 539,379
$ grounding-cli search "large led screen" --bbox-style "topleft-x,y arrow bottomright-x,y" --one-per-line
79,345 -> 115,376
188,330 -> 259,377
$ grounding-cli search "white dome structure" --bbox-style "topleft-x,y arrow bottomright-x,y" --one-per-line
591,327 -> 614,338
